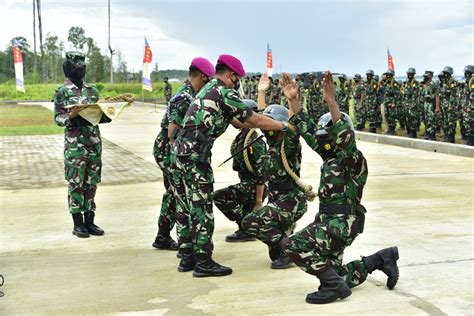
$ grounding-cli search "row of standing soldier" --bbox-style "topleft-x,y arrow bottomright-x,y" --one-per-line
240,66 -> 473,145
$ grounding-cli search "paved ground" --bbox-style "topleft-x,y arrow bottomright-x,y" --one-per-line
0,104 -> 473,315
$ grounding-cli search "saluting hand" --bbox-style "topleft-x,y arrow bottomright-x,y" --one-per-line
281,73 -> 297,100
323,71 -> 337,105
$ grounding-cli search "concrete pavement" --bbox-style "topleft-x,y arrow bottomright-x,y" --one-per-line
0,105 -> 473,315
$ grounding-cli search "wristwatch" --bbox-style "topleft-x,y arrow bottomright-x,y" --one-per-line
281,122 -> 289,132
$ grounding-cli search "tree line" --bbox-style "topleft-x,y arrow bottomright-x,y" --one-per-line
0,26 -> 191,85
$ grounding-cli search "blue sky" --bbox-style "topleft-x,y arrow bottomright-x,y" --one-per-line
1,0 -> 472,76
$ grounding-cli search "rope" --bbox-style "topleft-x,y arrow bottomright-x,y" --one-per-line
242,128 -> 257,174
98,93 -> 134,105
280,140 -> 317,202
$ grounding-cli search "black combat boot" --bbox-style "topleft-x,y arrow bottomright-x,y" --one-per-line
467,135 -> 474,146
192,254 -> 232,277
442,134 -> 448,142
152,233 -> 179,250
362,246 -> 399,290
267,236 -> 284,261
178,248 -> 195,272
429,133 -> 437,141
369,127 -> 377,133
271,253 -> 293,269
408,130 -> 416,138
447,134 -> 455,143
83,211 -> 104,236
423,133 -> 430,140
225,230 -> 255,242
72,213 -> 89,238
306,268 -> 352,304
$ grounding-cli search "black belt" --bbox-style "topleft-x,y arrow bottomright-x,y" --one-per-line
319,204 -> 356,215
269,180 -> 295,192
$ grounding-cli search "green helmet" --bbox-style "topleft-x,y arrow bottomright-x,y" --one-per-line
464,65 -> 474,74
65,51 -> 85,66
442,66 -> 454,75
316,112 -> 354,136
407,67 -> 416,75
338,73 -> 348,81
354,73 -> 362,79
262,104 -> 289,123
366,69 -> 374,76
386,69 -> 395,77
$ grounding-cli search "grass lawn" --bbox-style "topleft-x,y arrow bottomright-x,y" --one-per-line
0,104 -> 64,136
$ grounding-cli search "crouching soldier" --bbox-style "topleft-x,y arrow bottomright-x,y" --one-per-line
214,99 -> 267,242
241,101 -> 309,269
280,72 -> 399,304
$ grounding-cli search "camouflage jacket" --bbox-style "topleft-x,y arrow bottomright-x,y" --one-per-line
160,80 -> 195,129
336,81 -> 350,109
164,82 -> 172,97
459,77 -> 474,111
174,78 -> 253,163
53,79 -> 110,147
231,129 -> 267,185
352,82 -> 364,108
383,78 -> 400,106
273,84 -> 282,104
421,80 -> 439,107
363,79 -> 379,106
307,81 -> 323,106
440,77 -> 458,110
290,110 -> 368,205
401,79 -> 420,106
264,129 -> 302,191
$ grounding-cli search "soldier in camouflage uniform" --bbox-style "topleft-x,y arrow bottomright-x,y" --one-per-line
152,58 -> 215,253
241,98 -> 308,269
421,71 -> 440,141
460,65 -> 474,146
402,68 -> 421,138
352,74 -> 365,130
436,71 -> 446,135
273,79 -> 283,105
242,77 -> 250,99
279,71 -> 399,305
336,74 -> 350,114
375,74 -> 384,129
214,99 -> 267,242
264,76 -> 274,105
172,55 -> 290,277
164,77 -> 172,102
440,66 -> 459,143
306,73 -> 325,120
363,70 -> 379,133
296,74 -> 305,103
382,70 -> 400,135
54,51 -> 110,238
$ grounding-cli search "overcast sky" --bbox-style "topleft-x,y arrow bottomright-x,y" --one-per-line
1,0 -> 472,76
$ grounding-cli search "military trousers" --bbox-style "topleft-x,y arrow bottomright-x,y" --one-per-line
241,188 -> 307,245
283,211 -> 368,288
64,143 -> 101,214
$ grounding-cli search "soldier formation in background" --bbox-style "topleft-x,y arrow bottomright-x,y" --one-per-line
241,65 -> 474,146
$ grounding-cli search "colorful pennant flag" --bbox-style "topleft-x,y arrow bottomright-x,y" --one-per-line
266,43 -> 273,77
387,48 -> 395,71
142,37 -> 153,92
12,38 -> 25,93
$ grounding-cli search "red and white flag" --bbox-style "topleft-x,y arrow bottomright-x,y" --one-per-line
142,37 -> 153,92
387,48 -> 395,71
266,43 -> 273,77
12,38 -> 25,93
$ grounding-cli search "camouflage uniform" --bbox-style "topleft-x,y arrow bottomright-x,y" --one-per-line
164,81 -> 172,102
352,80 -> 365,130
307,80 -> 325,120
243,79 -> 250,99
363,78 -> 379,132
273,81 -> 283,105
241,129 -> 308,248
54,80 -> 110,215
172,78 -> 253,255
214,129 -> 267,232
250,78 -> 258,101
265,81 -> 274,105
440,76 -> 459,141
421,77 -> 439,140
460,77 -> 474,145
153,80 -> 196,249
401,78 -> 421,137
336,81 -> 350,114
283,110 -> 369,288
383,77 -> 400,134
